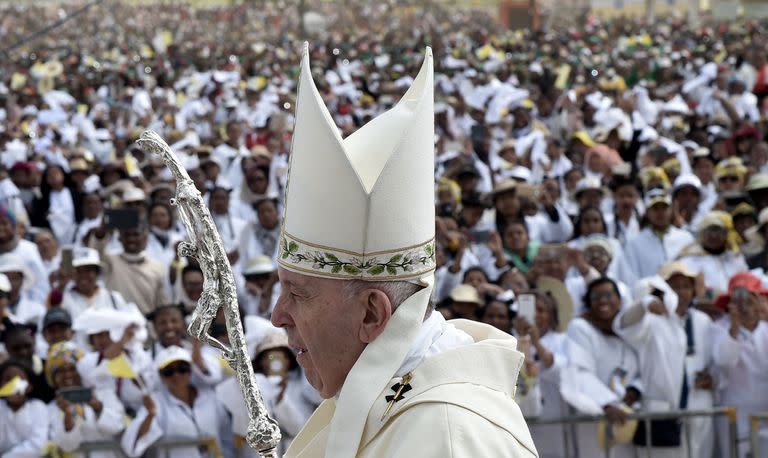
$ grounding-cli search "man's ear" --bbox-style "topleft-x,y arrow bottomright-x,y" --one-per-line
358,288 -> 393,344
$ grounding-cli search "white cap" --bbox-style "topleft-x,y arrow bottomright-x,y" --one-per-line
575,177 -> 605,197
72,247 -> 101,268
243,256 -> 276,276
507,165 -> 532,182
154,345 -> 192,370
672,174 -> 702,195
278,43 -> 436,281
0,273 -> 10,293
121,187 -> 146,203
644,188 -> 671,208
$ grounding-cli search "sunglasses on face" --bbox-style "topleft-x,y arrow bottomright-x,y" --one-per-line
160,363 -> 192,378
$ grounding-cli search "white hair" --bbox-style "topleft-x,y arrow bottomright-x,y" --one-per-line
342,280 -> 433,318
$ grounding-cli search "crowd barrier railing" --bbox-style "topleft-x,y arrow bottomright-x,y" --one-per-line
66,436 -> 222,458
750,411 -> 768,458
525,406 -> 739,458
65,407 -> 756,458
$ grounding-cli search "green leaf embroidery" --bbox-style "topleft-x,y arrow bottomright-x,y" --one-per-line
281,251 -> 289,259
331,265 -> 342,274
389,254 -> 403,263
424,244 -> 433,256
325,253 -> 339,262
288,241 -> 299,253
386,266 -> 397,275
343,265 -> 361,275
367,265 -> 385,275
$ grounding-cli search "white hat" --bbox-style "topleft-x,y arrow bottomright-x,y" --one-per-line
154,345 -> 192,370
507,165 -> 532,182
582,235 -> 614,259
0,254 -> 34,290
574,177 -> 605,197
71,307 -> 148,343
277,43 -> 436,281
0,273 -> 10,293
72,248 -> 101,268
244,315 -> 280,359
672,174 -> 702,195
644,188 -> 671,208
243,256 -> 275,276
121,187 -> 146,203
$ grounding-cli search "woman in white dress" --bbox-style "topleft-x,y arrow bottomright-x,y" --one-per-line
563,277 -> 643,458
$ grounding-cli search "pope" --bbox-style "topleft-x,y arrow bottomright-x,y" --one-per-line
270,43 -> 537,457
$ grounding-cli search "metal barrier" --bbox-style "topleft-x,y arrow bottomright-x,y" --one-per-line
526,407 -> 739,458
751,412 -> 768,458
69,437 -> 223,458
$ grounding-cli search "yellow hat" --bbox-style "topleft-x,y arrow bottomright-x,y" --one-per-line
698,210 -> 742,252
715,157 -> 747,181
639,167 -> 670,190
572,131 -> 595,148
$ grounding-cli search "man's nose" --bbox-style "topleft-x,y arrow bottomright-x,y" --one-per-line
271,297 -> 292,328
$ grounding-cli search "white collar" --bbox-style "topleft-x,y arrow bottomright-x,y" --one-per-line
395,312 -> 474,377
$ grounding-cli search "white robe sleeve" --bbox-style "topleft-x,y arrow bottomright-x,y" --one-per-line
711,324 -> 742,370
272,387 -> 310,437
538,335 -> 568,384
94,389 -> 126,435
562,321 -> 620,411
191,351 -> 224,387
120,406 -> 164,458
48,404 -> 83,453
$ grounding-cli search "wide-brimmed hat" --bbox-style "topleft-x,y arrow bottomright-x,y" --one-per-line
535,276 -> 574,332
658,261 -> 697,281
450,284 -> 482,305
0,254 -> 35,291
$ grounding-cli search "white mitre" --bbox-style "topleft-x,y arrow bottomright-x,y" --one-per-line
278,43 -> 436,282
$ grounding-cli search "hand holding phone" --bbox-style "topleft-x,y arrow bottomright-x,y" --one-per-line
59,387 -> 93,404
104,208 -> 140,230
518,294 -> 536,324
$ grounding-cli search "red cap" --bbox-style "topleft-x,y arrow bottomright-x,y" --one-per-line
714,272 -> 768,310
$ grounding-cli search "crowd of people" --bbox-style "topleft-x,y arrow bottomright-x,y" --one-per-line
1,0 -> 768,457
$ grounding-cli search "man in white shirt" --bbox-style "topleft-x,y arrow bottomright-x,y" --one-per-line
625,189 -> 695,279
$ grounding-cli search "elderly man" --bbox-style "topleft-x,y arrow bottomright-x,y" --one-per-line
270,45 -> 536,457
